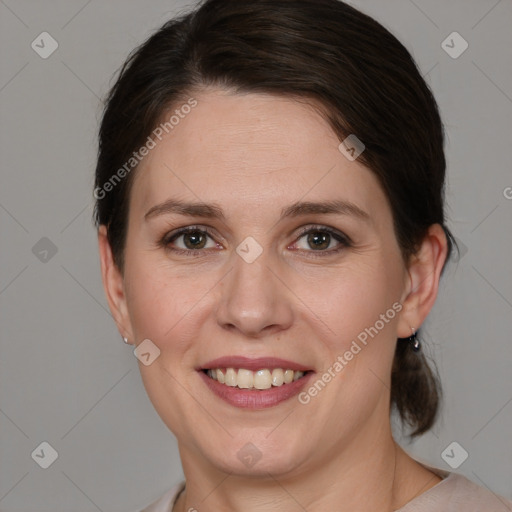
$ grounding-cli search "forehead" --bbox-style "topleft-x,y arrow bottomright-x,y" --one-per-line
131,89 -> 388,224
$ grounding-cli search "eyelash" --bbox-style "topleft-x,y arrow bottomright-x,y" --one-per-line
159,224 -> 351,258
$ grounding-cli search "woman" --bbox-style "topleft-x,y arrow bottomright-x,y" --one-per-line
94,0 -> 512,510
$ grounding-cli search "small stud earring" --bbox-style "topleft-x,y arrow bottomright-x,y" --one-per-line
123,336 -> 129,344
408,327 -> 420,352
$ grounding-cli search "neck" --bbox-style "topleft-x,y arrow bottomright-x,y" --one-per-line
173,416 -> 437,512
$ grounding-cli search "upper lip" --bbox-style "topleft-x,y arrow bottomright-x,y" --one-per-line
198,356 -> 312,372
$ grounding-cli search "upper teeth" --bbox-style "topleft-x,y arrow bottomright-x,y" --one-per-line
206,368 -> 305,390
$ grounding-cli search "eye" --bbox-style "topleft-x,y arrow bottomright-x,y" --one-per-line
161,226 -> 219,256
291,225 -> 351,257
159,224 -> 351,258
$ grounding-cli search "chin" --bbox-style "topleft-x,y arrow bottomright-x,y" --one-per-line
200,435 -> 310,477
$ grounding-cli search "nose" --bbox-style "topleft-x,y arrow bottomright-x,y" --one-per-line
215,249 -> 294,338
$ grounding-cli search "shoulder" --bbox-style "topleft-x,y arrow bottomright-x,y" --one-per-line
138,481 -> 186,512
398,465 -> 512,511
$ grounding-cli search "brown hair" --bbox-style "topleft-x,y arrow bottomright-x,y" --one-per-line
93,0 -> 457,437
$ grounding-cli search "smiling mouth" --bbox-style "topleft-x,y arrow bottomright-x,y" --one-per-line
202,367 -> 311,390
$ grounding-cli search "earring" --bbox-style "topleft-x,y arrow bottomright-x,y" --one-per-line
123,336 -> 129,344
408,327 -> 421,352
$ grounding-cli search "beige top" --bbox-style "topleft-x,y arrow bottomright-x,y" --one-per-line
140,464 -> 512,511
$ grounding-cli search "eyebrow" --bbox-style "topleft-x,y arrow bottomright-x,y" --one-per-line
144,198 -> 370,223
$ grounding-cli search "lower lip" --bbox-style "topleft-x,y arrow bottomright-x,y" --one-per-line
198,370 -> 314,409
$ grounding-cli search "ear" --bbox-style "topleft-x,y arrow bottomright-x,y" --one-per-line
396,224 -> 449,338
97,225 -> 134,344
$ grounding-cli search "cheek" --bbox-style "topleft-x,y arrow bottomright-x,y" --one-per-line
302,267 -> 403,413
298,258 -> 402,345
301,263 -> 402,387
123,256 -> 217,353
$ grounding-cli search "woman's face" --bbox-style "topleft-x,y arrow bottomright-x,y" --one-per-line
118,89 -> 413,476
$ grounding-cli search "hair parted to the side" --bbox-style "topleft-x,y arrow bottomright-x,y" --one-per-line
93,0 -> 457,438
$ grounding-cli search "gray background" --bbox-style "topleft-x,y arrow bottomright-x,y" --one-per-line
1,0 -> 511,510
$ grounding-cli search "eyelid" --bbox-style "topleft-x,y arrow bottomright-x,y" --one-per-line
292,224 -> 352,245
162,224 -> 220,248
287,224 -> 351,257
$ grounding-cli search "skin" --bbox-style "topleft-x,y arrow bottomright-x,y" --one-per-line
98,89 -> 448,512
